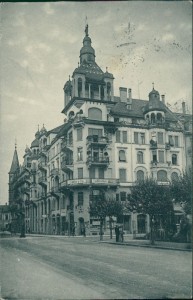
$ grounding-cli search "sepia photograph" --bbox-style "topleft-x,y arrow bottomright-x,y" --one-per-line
0,1 -> 192,299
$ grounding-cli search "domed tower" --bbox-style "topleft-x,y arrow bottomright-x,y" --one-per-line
63,24 -> 114,112
143,85 -> 166,125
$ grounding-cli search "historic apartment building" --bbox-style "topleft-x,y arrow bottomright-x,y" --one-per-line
8,25 -> 192,236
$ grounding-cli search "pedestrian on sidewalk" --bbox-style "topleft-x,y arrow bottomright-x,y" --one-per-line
115,225 -> 119,242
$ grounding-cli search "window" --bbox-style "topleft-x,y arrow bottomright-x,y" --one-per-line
116,194 -> 120,201
158,151 -> 164,163
169,135 -> 174,146
171,172 -> 179,181
98,168 -> 104,179
140,133 -> 145,144
137,151 -> 143,164
89,167 -> 95,179
174,136 -> 179,147
157,170 -> 167,181
78,168 -> 83,179
78,192 -> 84,206
77,128 -> 82,141
134,132 -> 145,144
77,147 -> 83,161
158,132 -> 164,144
152,150 -> 157,163
88,128 -> 102,137
122,131 -> 127,143
169,135 -> 179,147
134,132 -> 138,144
88,108 -> 102,120
137,170 -> 144,181
116,130 -> 121,142
119,150 -> 126,162
68,132 -> 73,145
172,154 -> 177,165
119,169 -> 126,183
120,192 -> 126,201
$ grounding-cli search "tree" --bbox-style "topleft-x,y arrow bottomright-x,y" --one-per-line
170,171 -> 192,242
127,178 -> 174,244
170,171 -> 192,215
89,193 -> 123,240
105,198 -> 123,239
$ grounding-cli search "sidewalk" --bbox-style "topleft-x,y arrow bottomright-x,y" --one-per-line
101,237 -> 192,251
23,233 -> 192,251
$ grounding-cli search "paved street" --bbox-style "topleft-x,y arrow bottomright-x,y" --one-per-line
0,236 -> 192,299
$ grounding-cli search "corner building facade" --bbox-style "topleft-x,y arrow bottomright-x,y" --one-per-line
9,27 -> 191,236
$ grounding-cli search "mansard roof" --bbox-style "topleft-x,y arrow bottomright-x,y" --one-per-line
111,97 -> 178,122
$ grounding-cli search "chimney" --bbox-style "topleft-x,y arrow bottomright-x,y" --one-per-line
161,95 -> 165,104
182,101 -> 186,114
119,87 -> 127,102
128,88 -> 132,103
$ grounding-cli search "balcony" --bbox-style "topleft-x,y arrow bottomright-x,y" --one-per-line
38,176 -> 47,186
50,168 -> 59,177
150,161 -> 171,168
61,139 -> 73,152
61,159 -> 73,173
86,156 -> 109,168
165,143 -> 171,150
40,193 -> 47,200
61,178 -> 119,189
150,140 -> 157,149
38,161 -> 47,171
50,186 -> 60,198
86,135 -> 109,148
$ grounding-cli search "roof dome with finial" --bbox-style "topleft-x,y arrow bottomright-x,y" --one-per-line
25,145 -> 31,154
143,83 -> 165,114
40,124 -> 47,135
79,24 -> 95,63
35,125 -> 40,138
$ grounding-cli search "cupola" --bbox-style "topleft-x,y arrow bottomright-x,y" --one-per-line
80,24 -> 95,64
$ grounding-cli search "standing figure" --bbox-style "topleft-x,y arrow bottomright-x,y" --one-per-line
115,225 -> 120,242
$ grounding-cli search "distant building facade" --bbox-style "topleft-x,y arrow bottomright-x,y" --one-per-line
8,26 -> 192,236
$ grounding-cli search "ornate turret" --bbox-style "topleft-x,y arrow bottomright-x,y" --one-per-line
144,84 -> 166,125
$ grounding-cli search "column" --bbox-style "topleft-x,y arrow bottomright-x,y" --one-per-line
88,84 -> 91,99
98,85 -> 101,100
82,79 -> 85,98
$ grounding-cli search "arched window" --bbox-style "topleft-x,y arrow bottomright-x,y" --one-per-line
137,170 -> 144,181
172,154 -> 177,165
119,150 -> 126,162
157,113 -> 162,123
171,172 -> 179,181
107,82 -> 111,100
157,170 -> 167,181
137,151 -> 143,164
151,113 -> 156,124
78,78 -> 82,97
88,108 -> 102,120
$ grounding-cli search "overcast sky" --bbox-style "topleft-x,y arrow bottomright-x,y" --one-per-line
0,1 -> 192,204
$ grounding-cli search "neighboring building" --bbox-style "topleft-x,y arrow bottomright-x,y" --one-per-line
8,25 -> 191,236
0,205 -> 11,231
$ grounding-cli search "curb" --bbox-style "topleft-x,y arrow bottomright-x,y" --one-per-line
101,241 -> 192,252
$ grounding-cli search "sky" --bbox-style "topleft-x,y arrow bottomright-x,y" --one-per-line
0,1 -> 192,204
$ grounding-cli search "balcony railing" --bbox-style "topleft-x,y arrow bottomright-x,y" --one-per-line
38,161 -> 47,170
50,186 -> 60,198
61,139 -> 73,151
86,135 -> 109,147
150,140 -> 157,149
50,168 -> 59,177
150,161 -> 171,168
61,159 -> 73,173
86,156 -> 109,167
38,176 -> 47,186
60,178 -> 119,189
